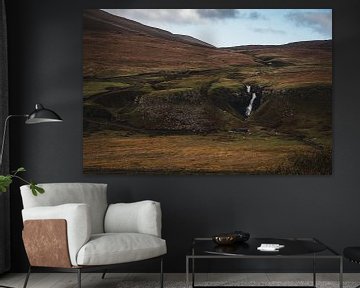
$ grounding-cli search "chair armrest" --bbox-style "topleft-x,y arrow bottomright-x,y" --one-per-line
23,219 -> 72,268
22,203 -> 91,266
104,200 -> 162,237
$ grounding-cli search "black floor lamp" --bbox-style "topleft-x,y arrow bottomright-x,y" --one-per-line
0,103 -> 63,167
0,103 -> 62,288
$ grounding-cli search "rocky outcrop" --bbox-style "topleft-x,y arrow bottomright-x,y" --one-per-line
136,89 -> 218,132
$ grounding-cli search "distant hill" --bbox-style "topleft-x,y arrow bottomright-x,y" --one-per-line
83,9 -> 257,77
222,40 -> 332,51
84,10 -> 215,48
174,34 -> 215,48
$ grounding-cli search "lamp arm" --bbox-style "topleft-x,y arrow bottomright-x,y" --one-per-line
0,114 -> 28,169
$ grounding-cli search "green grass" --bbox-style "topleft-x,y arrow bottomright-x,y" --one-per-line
149,87 -> 194,97
209,78 -> 242,92
157,76 -> 217,90
83,81 -> 131,97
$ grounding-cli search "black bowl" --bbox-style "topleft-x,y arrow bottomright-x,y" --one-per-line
233,230 -> 250,242
212,234 -> 237,245
212,231 -> 250,246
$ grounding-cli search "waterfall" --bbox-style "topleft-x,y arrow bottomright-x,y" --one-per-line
245,92 -> 257,117
246,85 -> 251,94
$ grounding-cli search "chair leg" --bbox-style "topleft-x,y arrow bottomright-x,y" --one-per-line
23,266 -> 31,288
101,270 -> 107,279
77,269 -> 81,288
160,257 -> 164,288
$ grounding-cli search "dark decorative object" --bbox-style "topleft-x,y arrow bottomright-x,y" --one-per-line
213,233 -> 237,245
212,230 -> 250,245
233,230 -> 250,242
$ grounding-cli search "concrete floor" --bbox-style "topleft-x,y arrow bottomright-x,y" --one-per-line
0,273 -> 359,288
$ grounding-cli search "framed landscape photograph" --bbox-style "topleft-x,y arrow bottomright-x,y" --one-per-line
83,9 -> 332,174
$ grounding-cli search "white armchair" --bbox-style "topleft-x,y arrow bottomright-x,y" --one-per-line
20,183 -> 166,288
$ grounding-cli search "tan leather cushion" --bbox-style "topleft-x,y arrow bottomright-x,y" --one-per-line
22,204 -> 91,266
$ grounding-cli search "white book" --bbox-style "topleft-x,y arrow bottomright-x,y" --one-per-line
257,243 -> 285,251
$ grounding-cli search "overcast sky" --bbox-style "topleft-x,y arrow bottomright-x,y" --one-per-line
102,9 -> 332,47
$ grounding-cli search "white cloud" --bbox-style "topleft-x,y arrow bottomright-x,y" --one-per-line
286,11 -> 332,36
103,9 -> 262,25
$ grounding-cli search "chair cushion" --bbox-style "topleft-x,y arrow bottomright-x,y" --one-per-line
105,201 -> 162,237
344,247 -> 360,263
76,233 -> 167,266
21,183 -> 108,234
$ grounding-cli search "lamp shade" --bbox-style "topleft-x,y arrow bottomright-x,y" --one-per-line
25,104 -> 63,124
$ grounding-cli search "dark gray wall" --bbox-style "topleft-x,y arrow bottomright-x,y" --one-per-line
5,0 -> 360,273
